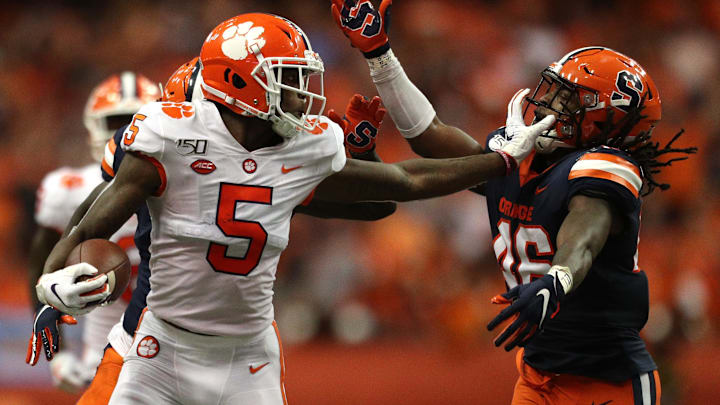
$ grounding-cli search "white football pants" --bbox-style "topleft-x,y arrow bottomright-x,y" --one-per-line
108,309 -> 287,405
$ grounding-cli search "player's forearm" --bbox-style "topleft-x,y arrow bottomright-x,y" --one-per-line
62,182 -> 108,237
394,152 -> 505,201
407,117 -> 485,158
551,240 -> 594,290
44,183 -> 142,273
552,195 -> 613,291
367,51 -> 483,158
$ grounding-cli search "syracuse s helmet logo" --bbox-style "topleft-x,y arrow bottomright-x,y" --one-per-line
221,22 -> 266,61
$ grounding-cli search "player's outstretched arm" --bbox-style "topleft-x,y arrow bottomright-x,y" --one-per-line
331,0 -> 483,158
44,152 -> 158,274
25,181 -> 111,366
486,194 -> 615,351
38,153 -> 158,316
550,194 -> 615,289
315,103 -> 554,202
295,93 -> 397,220
314,153 -> 503,202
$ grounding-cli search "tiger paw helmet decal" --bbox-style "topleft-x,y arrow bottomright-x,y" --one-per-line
221,22 -> 266,61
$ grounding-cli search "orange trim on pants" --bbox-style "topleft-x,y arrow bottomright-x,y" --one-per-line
272,321 -> 288,405
511,349 -> 661,405
76,346 -> 124,405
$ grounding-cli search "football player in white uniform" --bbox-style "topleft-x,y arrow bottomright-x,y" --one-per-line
26,72 -> 159,393
72,58 -> 395,405
36,13 -> 553,405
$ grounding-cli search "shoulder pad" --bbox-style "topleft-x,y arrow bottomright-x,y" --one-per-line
569,148 -> 642,198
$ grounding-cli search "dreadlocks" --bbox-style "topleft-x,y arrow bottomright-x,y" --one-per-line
578,95 -> 698,196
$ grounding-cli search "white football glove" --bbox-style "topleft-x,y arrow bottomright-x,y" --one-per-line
49,352 -> 93,393
36,263 -> 109,316
497,88 -> 556,172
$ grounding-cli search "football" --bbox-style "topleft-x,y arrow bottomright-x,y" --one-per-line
65,239 -> 131,306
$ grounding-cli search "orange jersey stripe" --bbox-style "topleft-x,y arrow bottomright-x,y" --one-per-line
101,158 -> 116,178
272,321 -> 288,405
578,153 -> 641,178
568,168 -> 639,197
300,188 -> 316,207
108,137 -> 117,155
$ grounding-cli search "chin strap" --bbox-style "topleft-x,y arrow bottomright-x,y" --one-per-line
270,116 -> 301,139
200,81 -> 268,119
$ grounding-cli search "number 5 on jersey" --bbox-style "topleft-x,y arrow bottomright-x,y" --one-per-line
123,114 -> 147,146
207,183 -> 272,276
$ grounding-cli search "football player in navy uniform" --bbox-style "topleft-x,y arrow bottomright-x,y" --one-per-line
331,1 -> 697,404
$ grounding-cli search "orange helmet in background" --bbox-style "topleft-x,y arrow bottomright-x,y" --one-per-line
526,47 -> 661,153
84,72 -> 160,161
162,57 -> 202,103
199,13 -> 326,138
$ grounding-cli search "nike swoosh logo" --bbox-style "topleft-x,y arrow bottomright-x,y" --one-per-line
281,164 -> 303,174
536,289 -> 550,328
535,185 -> 549,195
249,362 -> 270,374
591,401 -> 613,405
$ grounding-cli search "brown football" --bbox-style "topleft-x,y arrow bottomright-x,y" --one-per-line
65,239 -> 131,306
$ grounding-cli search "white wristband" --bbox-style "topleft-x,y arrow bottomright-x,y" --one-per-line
548,265 -> 573,294
367,49 -> 436,139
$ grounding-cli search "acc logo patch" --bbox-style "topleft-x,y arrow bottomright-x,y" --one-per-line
243,159 -> 257,174
161,102 -> 194,119
137,336 -> 159,359
221,22 -> 266,61
191,159 -> 216,174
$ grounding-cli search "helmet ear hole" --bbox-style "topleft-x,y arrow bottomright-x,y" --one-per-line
223,68 -> 247,89
232,74 -> 247,90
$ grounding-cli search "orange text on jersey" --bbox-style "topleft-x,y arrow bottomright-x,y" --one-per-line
499,197 -> 533,221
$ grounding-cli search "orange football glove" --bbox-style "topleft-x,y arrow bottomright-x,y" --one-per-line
331,0 -> 392,58
328,94 -> 386,155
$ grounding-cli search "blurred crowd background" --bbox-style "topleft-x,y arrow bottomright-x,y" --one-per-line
1,0 -> 718,404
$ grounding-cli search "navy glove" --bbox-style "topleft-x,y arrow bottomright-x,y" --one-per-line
26,304 -> 77,365
487,266 -> 572,351
331,0 -> 392,58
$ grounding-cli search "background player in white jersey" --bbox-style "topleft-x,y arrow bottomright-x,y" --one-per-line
25,72 -> 159,392
35,13 -> 552,404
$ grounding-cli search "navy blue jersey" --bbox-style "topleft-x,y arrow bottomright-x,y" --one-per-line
101,126 -> 152,335
482,128 -> 656,382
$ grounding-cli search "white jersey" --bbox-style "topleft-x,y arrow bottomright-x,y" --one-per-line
35,164 -> 139,369
121,100 -> 346,338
